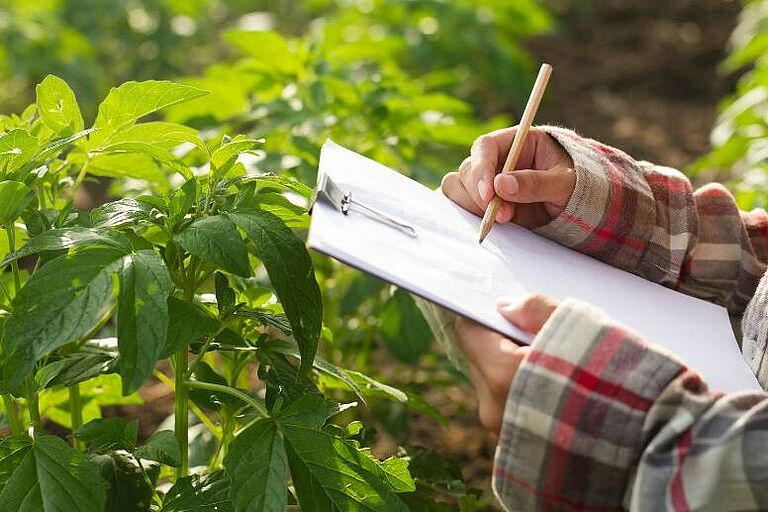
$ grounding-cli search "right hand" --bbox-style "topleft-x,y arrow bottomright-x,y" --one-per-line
441,127 -> 576,229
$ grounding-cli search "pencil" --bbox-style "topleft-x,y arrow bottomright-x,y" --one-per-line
478,63 -> 553,243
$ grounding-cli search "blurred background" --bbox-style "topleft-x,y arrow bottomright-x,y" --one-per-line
2,0 -> 765,507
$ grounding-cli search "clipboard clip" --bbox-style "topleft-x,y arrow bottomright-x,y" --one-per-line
312,172 -> 417,237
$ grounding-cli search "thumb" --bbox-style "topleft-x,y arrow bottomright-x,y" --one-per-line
496,294 -> 558,335
494,167 -> 575,207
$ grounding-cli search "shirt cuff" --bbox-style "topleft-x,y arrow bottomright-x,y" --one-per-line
532,126 -> 656,274
492,298 -> 685,511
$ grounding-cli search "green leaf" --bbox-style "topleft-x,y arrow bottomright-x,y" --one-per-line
0,435 -> 106,511
0,436 -> 30,492
36,348 -> 115,390
36,128 -> 96,161
107,122 -> 202,152
215,272 -> 236,316
0,129 -> 38,174
91,198 -> 155,228
1,247 -> 127,390
211,136 -> 263,178
168,178 -> 197,226
233,308 -> 292,336
255,192 -> 309,229
224,418 -> 288,512
1,227 -> 131,267
94,141 -> 192,179
117,250 -> 172,394
0,181 -> 34,226
75,417 -> 139,452
92,81 -> 207,143
279,419 -> 409,512
175,215 -> 251,278
134,430 -> 181,467
380,289 -> 433,364
91,451 -> 159,512
87,152 -> 166,183
238,174 -> 314,199
162,297 -> 218,358
189,361 -> 236,411
228,210 -> 322,376
35,75 -> 84,136
162,470 -> 233,512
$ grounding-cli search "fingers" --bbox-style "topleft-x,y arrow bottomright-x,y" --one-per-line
441,171 -> 484,217
496,294 -> 559,335
494,166 -> 575,208
454,317 -> 524,387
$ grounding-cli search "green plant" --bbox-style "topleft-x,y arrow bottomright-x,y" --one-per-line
0,76 -> 487,510
690,0 -> 768,208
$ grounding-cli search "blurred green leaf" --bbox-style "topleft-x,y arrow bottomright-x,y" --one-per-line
35,74 -> 84,136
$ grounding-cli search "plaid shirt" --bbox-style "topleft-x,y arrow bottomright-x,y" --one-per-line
492,127 -> 768,511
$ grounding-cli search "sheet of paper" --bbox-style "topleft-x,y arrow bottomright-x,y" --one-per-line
308,140 -> 760,392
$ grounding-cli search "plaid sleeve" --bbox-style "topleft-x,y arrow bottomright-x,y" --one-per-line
535,126 -> 767,314
493,298 -> 768,511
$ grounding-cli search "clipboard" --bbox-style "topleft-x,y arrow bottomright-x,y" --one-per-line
307,139 -> 761,392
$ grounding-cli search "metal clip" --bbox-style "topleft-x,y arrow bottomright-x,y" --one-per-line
312,172 -> 417,237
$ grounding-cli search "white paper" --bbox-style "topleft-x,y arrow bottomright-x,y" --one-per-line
308,140 -> 760,392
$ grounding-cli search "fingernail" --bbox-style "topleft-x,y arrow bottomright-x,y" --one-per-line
477,180 -> 490,202
497,175 -> 518,196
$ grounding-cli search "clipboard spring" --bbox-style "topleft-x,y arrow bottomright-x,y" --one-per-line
313,173 -> 417,237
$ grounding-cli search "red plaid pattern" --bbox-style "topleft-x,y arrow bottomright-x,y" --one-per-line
493,128 -> 768,511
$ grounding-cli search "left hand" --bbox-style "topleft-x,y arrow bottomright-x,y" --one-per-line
455,294 -> 559,435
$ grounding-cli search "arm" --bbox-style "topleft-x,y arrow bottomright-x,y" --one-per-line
537,126 -> 767,314
458,297 -> 768,511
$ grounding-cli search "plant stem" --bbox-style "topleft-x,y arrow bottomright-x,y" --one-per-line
2,395 -> 22,435
6,226 -> 21,294
186,380 -> 269,419
153,369 -> 222,441
173,349 -> 189,480
69,384 -> 84,450
27,384 -> 41,434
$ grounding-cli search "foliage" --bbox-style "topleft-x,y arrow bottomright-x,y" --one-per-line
0,74 -> 491,510
691,0 -> 768,208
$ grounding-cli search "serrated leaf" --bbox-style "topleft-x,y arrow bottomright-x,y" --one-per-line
239,174 -> 314,198
1,246 -> 127,390
228,210 -> 322,376
256,192 -> 309,229
211,137 -> 263,179
117,250 -> 172,394
91,198 -> 155,228
94,141 -> 192,178
92,81 -> 207,143
162,297 -> 218,358
1,227 -> 132,267
35,75 -> 84,136
0,181 -> 34,226
233,307 -> 292,336
0,436 -> 30,492
87,152 -> 166,183
134,430 -> 181,467
35,128 -> 96,161
91,451 -> 159,512
280,421 -> 409,512
36,347 -> 116,390
75,417 -> 139,452
224,418 -> 288,512
162,470 -> 233,512
108,121 -> 202,152
0,435 -> 106,511
168,178 -> 197,226
0,129 -> 38,174
175,215 -> 251,278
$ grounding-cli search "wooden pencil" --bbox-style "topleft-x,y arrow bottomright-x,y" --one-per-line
478,63 -> 553,243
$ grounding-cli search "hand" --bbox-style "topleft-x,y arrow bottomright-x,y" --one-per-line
454,294 -> 559,435
441,127 -> 576,229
